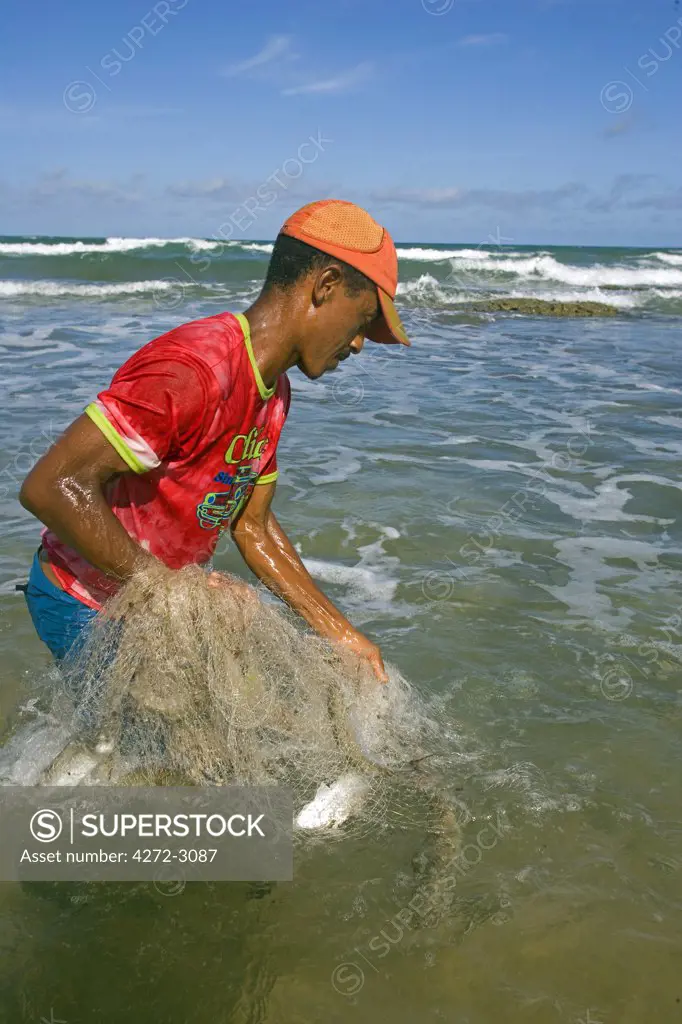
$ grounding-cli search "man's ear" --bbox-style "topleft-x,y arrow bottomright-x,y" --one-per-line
311,265 -> 343,307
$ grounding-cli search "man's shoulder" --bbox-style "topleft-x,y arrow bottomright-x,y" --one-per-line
116,311 -> 242,391
148,311 -> 241,362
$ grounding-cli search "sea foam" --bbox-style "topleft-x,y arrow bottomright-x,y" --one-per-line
0,280 -> 193,298
0,237 -> 221,256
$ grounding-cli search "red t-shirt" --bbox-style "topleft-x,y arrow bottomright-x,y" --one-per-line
42,311 -> 290,609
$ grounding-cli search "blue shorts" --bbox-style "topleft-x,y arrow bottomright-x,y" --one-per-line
24,551 -> 98,662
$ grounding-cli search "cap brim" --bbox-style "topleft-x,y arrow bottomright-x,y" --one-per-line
365,289 -> 411,346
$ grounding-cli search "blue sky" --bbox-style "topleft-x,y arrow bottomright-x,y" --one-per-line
1,0 -> 680,245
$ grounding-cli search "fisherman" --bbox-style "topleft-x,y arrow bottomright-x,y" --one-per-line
19,200 -> 410,683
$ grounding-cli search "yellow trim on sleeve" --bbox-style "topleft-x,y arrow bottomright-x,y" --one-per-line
255,470 -> 279,485
234,312 -> 276,401
85,403 -> 147,474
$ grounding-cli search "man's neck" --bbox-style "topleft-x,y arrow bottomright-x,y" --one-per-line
242,294 -> 301,389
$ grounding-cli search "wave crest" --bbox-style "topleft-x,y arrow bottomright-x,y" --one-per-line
0,237 -> 222,257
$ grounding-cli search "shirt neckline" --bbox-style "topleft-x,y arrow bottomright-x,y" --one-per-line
234,312 -> 276,400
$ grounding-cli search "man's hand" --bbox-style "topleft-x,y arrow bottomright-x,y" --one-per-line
336,631 -> 389,684
207,571 -> 256,598
206,571 -> 261,619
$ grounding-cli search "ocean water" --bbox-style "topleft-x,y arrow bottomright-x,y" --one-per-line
1,237 -> 681,1023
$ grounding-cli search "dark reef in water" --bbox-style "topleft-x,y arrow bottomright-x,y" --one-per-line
463,298 -> 620,317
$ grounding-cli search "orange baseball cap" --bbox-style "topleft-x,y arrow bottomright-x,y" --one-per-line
279,199 -> 410,346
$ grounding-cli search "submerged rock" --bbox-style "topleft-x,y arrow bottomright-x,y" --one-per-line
464,298 -> 620,317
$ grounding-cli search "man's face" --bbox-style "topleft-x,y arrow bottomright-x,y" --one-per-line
296,269 -> 380,380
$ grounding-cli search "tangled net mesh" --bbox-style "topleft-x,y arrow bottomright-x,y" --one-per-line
55,563 -> 457,843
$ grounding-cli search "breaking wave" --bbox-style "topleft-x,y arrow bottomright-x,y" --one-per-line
0,237 -> 221,257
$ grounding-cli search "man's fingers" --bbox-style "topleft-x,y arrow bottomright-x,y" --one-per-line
206,572 -> 258,602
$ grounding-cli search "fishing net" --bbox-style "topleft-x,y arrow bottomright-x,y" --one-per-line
52,563 -> 458,845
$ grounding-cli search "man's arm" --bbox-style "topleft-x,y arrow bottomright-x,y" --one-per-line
19,413 -> 154,581
231,480 -> 388,683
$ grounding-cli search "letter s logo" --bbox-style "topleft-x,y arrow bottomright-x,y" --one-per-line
30,808 -> 63,843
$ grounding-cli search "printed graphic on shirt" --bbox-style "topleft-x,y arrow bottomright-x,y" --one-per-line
224,425 -> 269,463
196,463 -> 258,530
195,423 -> 274,530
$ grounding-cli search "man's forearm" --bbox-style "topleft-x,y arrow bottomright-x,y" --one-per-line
233,512 -> 357,643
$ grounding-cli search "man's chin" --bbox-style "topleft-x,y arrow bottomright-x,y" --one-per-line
296,358 -> 329,381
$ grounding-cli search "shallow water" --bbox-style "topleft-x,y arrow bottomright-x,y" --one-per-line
1,240 -> 681,1022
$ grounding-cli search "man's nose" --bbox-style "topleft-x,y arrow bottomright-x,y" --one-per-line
350,335 -> 365,354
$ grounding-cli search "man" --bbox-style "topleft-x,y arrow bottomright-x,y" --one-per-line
19,199 -> 410,682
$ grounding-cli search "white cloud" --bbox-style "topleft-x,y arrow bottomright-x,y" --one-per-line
223,35 -> 296,77
28,170 -> 144,205
167,178 -> 242,200
370,182 -> 590,212
281,62 -> 372,96
370,187 -> 463,206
